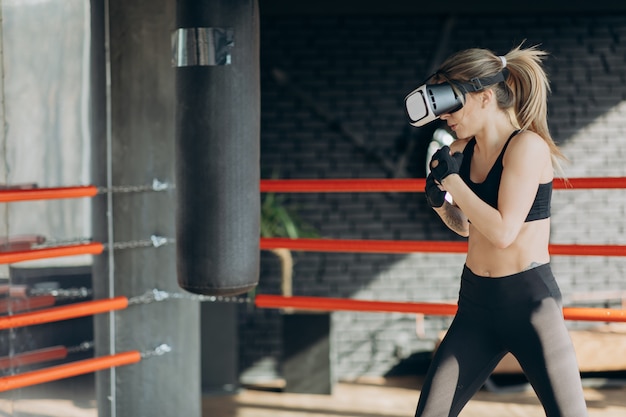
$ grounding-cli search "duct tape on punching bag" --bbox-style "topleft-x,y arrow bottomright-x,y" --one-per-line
173,0 -> 260,296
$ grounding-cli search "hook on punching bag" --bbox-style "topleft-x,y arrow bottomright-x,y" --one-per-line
174,0 -> 260,296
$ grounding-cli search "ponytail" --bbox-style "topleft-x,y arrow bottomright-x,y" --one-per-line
502,43 -> 567,170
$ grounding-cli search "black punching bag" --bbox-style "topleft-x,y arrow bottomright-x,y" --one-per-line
174,0 -> 260,295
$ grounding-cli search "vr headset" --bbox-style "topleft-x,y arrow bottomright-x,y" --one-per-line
405,70 -> 508,127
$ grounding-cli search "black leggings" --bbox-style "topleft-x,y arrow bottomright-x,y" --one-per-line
415,264 -> 588,417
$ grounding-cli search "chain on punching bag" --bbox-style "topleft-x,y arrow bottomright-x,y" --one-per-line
174,0 -> 260,296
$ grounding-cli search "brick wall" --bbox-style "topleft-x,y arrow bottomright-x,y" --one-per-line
239,12 -> 626,383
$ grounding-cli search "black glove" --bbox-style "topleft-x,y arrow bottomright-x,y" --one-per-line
425,174 -> 445,208
429,146 -> 464,182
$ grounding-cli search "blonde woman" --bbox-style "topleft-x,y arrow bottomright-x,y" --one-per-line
408,45 -> 588,417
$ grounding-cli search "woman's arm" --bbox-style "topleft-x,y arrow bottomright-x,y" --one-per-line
429,137 -> 470,237
433,201 -> 470,237
440,132 -> 551,248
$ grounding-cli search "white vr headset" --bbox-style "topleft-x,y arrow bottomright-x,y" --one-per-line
404,70 -> 508,127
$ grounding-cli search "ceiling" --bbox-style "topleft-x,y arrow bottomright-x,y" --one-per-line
259,0 -> 626,15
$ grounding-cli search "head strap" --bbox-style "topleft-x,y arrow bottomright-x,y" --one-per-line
455,69 -> 509,93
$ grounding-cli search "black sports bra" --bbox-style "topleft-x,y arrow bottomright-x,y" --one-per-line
458,131 -> 552,222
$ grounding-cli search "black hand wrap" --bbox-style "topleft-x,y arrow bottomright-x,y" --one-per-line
429,146 -> 463,182
425,173 -> 445,208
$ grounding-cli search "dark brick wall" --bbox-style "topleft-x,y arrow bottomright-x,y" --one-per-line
239,12 -> 626,382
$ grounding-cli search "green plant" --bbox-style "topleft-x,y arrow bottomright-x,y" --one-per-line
261,193 -> 318,239
259,192 -> 318,301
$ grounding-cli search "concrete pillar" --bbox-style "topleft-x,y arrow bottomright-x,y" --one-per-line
91,0 -> 201,416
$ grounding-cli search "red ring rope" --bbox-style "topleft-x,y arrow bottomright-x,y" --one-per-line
0,239 -> 621,265
0,177 -> 624,203
0,242 -> 104,264
0,296 -> 57,314
261,238 -> 467,254
0,296 -> 129,330
0,350 -> 141,392
261,237 -> 626,257
0,186 -> 98,202
0,175 -> 621,394
259,177 -> 626,193
261,178 -> 427,192
255,294 -> 626,322
0,346 -> 69,370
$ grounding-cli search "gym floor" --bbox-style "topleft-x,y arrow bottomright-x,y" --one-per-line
204,375 -> 626,417
1,374 -> 625,416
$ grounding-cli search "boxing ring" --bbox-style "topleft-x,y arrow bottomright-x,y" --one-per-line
0,177 -> 625,393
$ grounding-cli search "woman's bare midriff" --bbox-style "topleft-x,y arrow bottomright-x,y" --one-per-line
465,218 -> 551,277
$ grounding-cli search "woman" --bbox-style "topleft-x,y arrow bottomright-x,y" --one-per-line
414,45 -> 588,417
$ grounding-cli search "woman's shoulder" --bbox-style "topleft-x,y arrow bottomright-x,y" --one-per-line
450,137 -> 472,154
508,130 -> 550,154
505,130 -> 552,171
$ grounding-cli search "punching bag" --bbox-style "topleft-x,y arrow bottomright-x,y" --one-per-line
174,0 -> 260,296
